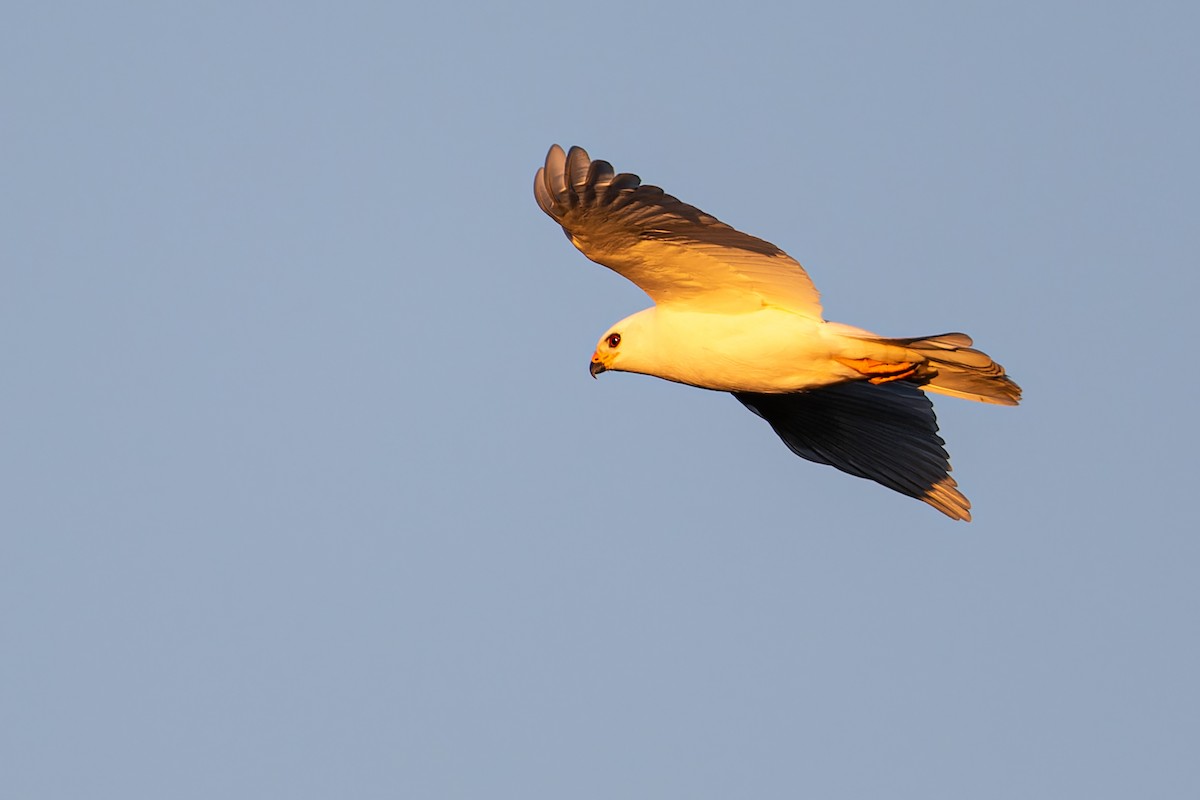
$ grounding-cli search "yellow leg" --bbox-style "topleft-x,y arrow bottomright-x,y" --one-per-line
835,357 -> 919,384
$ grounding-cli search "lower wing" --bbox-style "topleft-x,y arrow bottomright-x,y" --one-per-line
733,381 -> 972,520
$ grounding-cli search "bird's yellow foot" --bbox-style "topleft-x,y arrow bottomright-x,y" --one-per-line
836,357 -> 918,384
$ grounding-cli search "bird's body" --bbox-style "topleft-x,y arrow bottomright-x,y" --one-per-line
604,306 -> 860,393
534,144 -> 1020,520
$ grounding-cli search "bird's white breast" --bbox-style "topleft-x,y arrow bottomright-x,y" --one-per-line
638,307 -> 857,393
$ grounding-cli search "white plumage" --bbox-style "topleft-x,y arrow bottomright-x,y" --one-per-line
535,145 -> 1020,520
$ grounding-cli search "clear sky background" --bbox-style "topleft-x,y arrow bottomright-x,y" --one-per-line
4,3 -> 1198,798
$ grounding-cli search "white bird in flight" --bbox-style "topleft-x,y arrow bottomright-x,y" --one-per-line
534,144 -> 1020,520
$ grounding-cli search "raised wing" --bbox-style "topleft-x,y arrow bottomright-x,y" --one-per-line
534,145 -> 823,317
734,381 -> 971,520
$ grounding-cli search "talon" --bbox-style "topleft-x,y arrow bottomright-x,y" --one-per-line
836,357 -> 918,384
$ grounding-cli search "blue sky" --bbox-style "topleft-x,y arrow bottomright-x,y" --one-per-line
3,3 -> 1198,797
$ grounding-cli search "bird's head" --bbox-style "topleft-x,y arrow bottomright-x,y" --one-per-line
589,309 -> 657,379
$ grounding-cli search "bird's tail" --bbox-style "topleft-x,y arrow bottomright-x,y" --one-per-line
830,326 -> 1021,405
889,332 -> 1021,406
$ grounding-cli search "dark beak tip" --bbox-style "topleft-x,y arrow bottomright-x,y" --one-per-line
589,360 -> 606,378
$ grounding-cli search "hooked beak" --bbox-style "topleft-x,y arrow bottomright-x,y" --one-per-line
589,354 -> 607,378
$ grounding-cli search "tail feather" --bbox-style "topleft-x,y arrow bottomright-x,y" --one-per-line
890,333 -> 1022,406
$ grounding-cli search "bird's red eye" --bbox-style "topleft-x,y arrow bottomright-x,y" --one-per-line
606,333 -> 621,348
